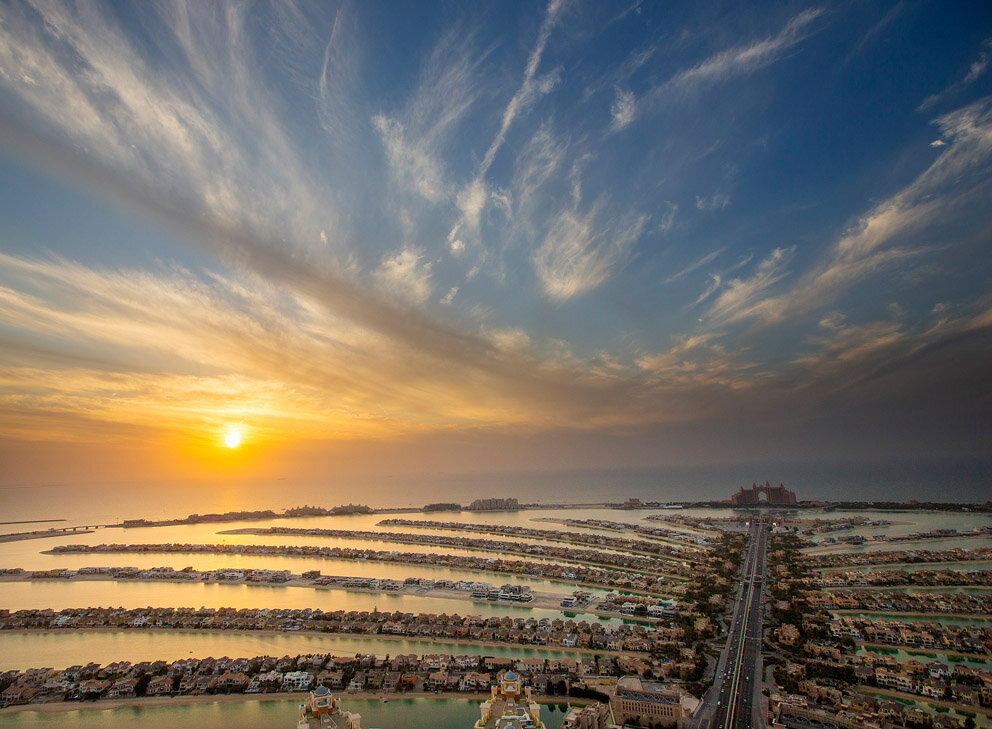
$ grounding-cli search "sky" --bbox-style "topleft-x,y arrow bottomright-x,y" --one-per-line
0,0 -> 990,492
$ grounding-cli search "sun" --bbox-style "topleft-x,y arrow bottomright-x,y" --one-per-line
224,428 -> 242,449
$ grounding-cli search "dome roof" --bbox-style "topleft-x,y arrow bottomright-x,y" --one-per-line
503,671 -> 517,681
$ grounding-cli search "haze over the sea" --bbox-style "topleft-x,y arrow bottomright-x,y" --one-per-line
1,457 -> 988,525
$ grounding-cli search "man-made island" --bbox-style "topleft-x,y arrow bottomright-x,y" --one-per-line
2,494 -> 990,729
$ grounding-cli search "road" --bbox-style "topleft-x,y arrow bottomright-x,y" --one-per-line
695,520 -> 768,729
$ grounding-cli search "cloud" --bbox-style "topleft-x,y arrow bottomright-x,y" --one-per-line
454,177 -> 490,235
695,193 -> 730,212
704,96 -> 992,329
656,203 -> 678,234
486,327 -> 532,353
445,0 -> 568,256
0,0 -> 338,261
375,247 -> 434,303
371,22 -> 489,206
691,274 -> 723,307
919,38 -> 991,111
533,206 -> 647,300
659,8 -> 824,99
705,247 -> 793,324
795,317 -> 905,368
372,115 -> 449,202
479,0 -> 568,176
664,248 -> 722,284
610,86 -> 636,130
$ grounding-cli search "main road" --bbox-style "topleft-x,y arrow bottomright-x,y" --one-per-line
694,519 -> 768,729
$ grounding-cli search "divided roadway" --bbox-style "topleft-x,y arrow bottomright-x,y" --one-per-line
694,521 -> 768,729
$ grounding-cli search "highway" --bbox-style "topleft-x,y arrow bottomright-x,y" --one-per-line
696,520 -> 768,729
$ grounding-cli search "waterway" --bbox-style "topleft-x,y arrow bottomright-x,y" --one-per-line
0,630 -> 598,673
832,611 -> 992,627
856,645 -> 992,671
807,536 -> 992,555
0,696 -> 570,729
0,580 -> 626,625
0,546 -> 618,598
818,561 -> 992,573
806,510 -> 992,543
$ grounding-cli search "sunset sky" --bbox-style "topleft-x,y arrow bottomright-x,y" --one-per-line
0,1 -> 990,488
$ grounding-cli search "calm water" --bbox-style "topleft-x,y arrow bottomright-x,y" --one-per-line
818,561 -> 992,573
0,631 -> 592,672
0,546 -> 615,597
856,645 -> 992,671
0,580 -> 622,624
833,611 -> 992,626
807,536 -> 992,555
807,510 -> 992,542
0,696 -> 569,729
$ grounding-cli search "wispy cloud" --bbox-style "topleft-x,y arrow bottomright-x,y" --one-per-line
663,247 -> 721,284
691,274 -> 723,307
610,86 -> 636,130
533,205 -> 647,301
447,0 -> 568,255
657,8 -> 824,100
373,115 -> 449,202
375,247 -> 434,303
704,96 -> 992,329
372,23 -> 489,206
705,247 -> 794,324
919,38 -> 991,111
695,193 -> 730,212
0,0 -> 336,258
479,0 -> 568,176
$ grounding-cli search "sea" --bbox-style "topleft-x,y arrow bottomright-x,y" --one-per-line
2,456 -> 990,526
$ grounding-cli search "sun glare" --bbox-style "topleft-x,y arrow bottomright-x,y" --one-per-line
224,428 -> 242,448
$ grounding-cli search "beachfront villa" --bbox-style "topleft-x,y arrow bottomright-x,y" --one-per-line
297,685 -> 362,729
473,670 -> 545,729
